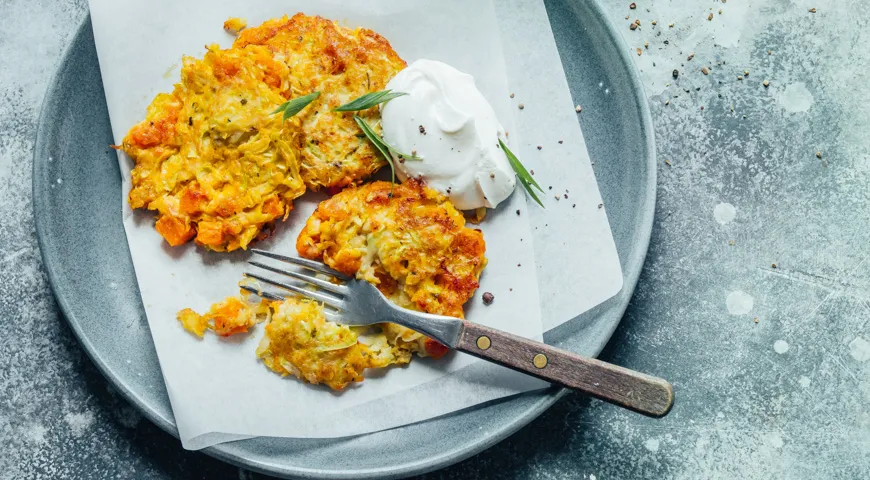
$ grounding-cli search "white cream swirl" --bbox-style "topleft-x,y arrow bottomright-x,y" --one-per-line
380,59 -> 515,210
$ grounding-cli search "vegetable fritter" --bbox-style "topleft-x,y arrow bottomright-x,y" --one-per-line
297,180 -> 487,356
123,44 -> 306,251
177,293 -> 412,389
256,298 -> 408,390
234,14 -> 406,190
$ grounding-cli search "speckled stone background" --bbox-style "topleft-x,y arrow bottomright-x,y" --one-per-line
3,0 -> 869,478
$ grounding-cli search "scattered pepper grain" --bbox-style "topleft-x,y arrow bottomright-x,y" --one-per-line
482,292 -> 494,305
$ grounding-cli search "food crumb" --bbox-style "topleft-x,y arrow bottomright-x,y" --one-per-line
563,193 -> 568,199
707,12 -> 713,20
572,204 -> 576,208
518,103 -> 525,110
754,317 -> 759,324
575,104 -> 583,113
558,140 -> 564,144
537,145 -> 543,150
530,169 -> 535,175
510,93 -> 515,98
598,203 -> 603,209
554,194 -> 561,201
668,22 -> 675,28
630,23 -> 638,31
665,159 -> 672,166
419,125 -> 426,135
629,2 -> 636,9
729,240 -> 736,246
223,17 -> 247,34
672,69 -> 679,79
771,263 -> 777,268
516,209 -> 521,216
701,67 -> 709,75
816,151 -> 822,158
636,47 -> 643,56
482,292 -> 495,305
809,7 -> 817,13
651,20 -> 657,25
763,80 -> 770,87
737,75 -> 744,80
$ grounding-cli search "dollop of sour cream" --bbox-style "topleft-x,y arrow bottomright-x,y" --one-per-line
380,59 -> 515,210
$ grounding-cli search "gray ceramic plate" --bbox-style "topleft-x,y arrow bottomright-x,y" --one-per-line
33,1 -> 655,478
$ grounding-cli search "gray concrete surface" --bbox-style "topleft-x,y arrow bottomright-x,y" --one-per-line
2,0 -> 868,478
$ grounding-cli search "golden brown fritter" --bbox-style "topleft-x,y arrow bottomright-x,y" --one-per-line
256,298 -> 408,390
234,14 -> 406,190
122,44 -> 306,251
297,180 -> 487,357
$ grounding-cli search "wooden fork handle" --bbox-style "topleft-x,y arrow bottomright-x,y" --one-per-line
456,323 -> 674,417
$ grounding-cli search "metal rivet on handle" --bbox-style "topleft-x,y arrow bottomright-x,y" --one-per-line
476,336 -> 491,350
533,353 -> 548,369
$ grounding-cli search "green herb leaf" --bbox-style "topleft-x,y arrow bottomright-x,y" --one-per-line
353,115 -> 397,185
518,176 -> 545,208
334,90 -> 407,112
499,138 -> 544,208
273,92 -> 321,121
353,114 -> 420,159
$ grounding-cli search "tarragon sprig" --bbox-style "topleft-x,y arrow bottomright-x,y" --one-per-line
499,138 -> 544,208
353,115 -> 420,187
333,90 -> 407,112
272,92 -> 320,121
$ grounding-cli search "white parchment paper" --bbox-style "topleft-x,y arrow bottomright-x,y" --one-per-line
87,0 -> 622,449
493,0 -> 624,330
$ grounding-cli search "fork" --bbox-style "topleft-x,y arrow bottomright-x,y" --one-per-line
242,249 -> 674,417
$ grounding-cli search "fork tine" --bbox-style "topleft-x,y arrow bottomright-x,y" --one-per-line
250,249 -> 352,281
239,285 -> 285,302
322,309 -> 343,324
241,285 -> 346,324
249,260 -> 347,295
243,272 -> 345,310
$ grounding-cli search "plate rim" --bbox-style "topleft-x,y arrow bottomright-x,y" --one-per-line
32,3 -> 656,477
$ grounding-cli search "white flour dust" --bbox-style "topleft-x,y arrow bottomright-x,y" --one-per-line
63,411 -> 95,438
644,438 -> 661,452
714,203 -> 737,225
848,336 -> 870,362
726,291 -> 754,314
774,340 -> 790,354
764,432 -> 784,449
798,376 -> 811,388
778,82 -> 814,113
